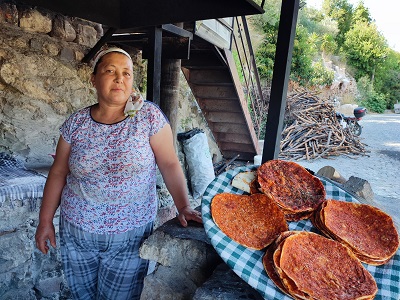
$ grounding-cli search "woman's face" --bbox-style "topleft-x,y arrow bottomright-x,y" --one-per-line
91,52 -> 134,107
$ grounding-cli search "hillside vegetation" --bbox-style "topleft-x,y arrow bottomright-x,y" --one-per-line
250,0 -> 400,113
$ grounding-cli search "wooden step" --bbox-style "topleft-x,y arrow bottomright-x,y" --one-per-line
183,68 -> 233,84
196,99 -> 242,113
181,47 -> 259,160
190,85 -> 237,99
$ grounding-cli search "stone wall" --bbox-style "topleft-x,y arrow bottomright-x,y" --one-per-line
0,1 -> 222,298
0,1 -> 222,168
0,2 -> 101,168
139,216 -> 263,300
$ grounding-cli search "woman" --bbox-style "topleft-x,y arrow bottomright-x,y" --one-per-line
35,46 -> 202,299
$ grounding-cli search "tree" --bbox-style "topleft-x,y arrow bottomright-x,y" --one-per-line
254,19 -> 279,82
352,1 -> 372,24
374,49 -> 400,109
254,1 -> 332,87
309,60 -> 335,86
322,0 -> 353,50
301,4 -> 338,37
290,25 -> 318,85
251,0 -> 281,82
320,33 -> 337,58
343,21 -> 388,81
357,76 -> 386,113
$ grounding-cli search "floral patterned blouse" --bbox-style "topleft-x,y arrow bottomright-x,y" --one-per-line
59,101 -> 168,234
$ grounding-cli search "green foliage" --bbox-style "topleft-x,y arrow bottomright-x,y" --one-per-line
254,17 -> 279,82
309,61 -> 335,86
343,21 -> 388,80
232,51 -> 245,84
298,6 -> 324,34
352,2 -> 372,24
322,0 -> 354,49
357,76 -> 386,113
374,50 -> 400,109
290,25 -> 318,85
299,5 -> 339,52
361,92 -> 387,113
320,33 -> 337,56
252,0 -> 400,112
256,19 -> 333,87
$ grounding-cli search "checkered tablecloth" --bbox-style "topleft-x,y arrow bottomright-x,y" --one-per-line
201,165 -> 400,300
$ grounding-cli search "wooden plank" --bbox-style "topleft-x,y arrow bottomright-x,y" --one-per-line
191,85 -> 237,99
23,0 -> 264,29
211,122 -> 251,135
205,111 -> 246,123
219,141 -> 255,153
197,99 -> 241,112
181,49 -> 225,67
224,48 -> 259,147
184,68 -> 232,84
214,132 -> 252,144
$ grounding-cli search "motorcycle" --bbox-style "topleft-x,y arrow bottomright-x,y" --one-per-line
336,107 -> 366,136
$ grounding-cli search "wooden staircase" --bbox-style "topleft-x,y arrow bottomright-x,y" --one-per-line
181,35 -> 259,161
86,20 -> 261,161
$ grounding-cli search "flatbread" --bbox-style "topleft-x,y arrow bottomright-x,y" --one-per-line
211,193 -> 288,250
313,199 -> 399,265
262,231 -> 299,298
264,231 -> 378,300
249,176 -> 261,194
257,160 -> 326,221
231,170 -> 257,193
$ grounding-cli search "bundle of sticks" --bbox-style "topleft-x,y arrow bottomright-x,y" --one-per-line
279,91 -> 368,160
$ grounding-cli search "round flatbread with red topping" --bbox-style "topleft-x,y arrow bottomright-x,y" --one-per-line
211,193 -> 288,250
262,231 -> 298,297
312,199 -> 399,265
263,231 -> 378,300
257,160 -> 326,221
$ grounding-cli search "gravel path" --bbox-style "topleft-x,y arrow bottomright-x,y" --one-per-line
294,113 -> 400,229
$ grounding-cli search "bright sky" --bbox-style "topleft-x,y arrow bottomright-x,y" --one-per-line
306,0 -> 400,52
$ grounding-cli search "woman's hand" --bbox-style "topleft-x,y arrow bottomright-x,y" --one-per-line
35,221 -> 56,254
177,205 -> 203,227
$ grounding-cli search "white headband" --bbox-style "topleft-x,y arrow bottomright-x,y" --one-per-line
92,47 -> 132,71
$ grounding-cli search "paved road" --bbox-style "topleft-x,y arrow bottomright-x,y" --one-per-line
295,113 -> 400,229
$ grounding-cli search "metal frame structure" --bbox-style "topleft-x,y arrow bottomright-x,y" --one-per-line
20,0 -> 300,163
262,0 -> 300,162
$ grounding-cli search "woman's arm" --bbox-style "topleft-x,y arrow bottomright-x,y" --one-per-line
35,136 -> 71,254
150,124 -> 202,227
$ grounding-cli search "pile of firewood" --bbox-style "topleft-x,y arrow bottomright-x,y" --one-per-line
279,91 -> 368,160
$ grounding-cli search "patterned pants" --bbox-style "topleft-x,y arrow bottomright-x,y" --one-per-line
60,217 -> 153,300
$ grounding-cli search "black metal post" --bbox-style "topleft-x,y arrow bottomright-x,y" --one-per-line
82,28 -> 117,64
262,0 -> 299,163
146,26 -> 162,105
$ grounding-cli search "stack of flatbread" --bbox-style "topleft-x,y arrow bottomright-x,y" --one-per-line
211,193 -> 288,250
257,160 -> 326,221
312,199 -> 400,265
263,231 -> 378,300
213,162 -> 399,298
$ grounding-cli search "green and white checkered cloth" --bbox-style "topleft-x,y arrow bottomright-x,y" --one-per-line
202,165 -> 400,300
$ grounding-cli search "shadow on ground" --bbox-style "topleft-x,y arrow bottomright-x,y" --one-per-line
379,150 -> 400,161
